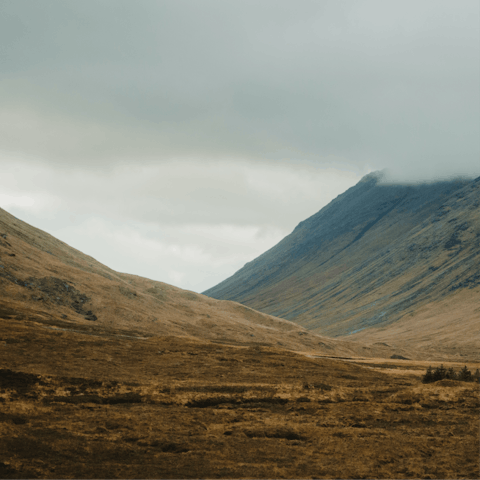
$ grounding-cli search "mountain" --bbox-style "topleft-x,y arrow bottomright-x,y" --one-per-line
204,173 -> 480,359
0,205 -> 401,359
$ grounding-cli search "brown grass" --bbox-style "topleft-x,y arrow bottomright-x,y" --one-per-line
0,314 -> 478,479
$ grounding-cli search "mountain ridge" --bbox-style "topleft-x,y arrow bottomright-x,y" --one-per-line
204,173 -> 480,359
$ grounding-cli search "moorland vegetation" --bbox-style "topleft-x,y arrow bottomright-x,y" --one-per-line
422,365 -> 479,383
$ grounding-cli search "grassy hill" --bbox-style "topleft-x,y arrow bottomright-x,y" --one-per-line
0,205 -> 401,359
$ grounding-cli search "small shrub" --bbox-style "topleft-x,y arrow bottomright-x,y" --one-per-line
445,367 -> 457,380
422,366 -> 434,383
458,366 -> 473,382
432,364 -> 447,382
423,365 -> 474,384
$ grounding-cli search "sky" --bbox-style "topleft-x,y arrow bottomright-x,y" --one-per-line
0,0 -> 479,292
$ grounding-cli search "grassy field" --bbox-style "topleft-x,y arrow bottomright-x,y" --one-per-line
1,313 -> 478,479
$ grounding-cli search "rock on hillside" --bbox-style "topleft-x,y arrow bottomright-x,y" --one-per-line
204,173 -> 480,359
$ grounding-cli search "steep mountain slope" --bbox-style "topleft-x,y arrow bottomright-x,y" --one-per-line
0,205 -> 395,358
204,173 -> 480,358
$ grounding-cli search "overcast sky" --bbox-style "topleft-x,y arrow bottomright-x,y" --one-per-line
1,0 -> 479,292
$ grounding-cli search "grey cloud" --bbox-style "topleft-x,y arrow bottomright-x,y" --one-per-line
0,0 -> 478,178
1,158 -> 360,230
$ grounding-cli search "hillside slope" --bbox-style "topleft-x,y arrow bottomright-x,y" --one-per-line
204,173 -> 480,358
0,206 -> 397,358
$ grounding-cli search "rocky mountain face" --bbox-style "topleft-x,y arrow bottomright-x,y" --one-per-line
204,173 -> 480,359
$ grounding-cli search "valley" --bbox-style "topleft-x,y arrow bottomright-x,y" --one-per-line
1,175 -> 479,479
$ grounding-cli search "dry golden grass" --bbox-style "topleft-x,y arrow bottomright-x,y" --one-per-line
1,314 -> 479,479
350,288 -> 480,359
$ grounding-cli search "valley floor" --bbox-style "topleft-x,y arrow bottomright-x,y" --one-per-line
0,313 -> 479,479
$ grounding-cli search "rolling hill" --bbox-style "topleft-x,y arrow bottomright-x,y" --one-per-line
0,205 -> 401,359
